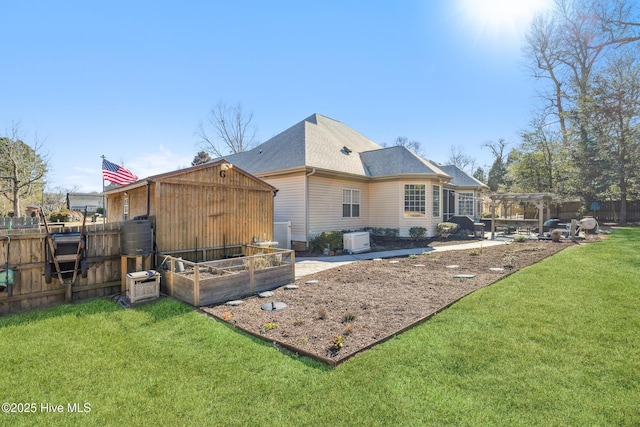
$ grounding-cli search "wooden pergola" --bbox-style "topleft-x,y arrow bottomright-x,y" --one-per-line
486,193 -> 555,237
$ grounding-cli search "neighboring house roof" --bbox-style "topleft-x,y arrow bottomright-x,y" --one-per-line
438,165 -> 488,188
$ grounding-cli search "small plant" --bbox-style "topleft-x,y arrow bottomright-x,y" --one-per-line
329,335 -> 345,351
221,311 -> 233,321
502,254 -> 516,268
293,317 -> 304,326
261,322 -> 278,332
409,226 -> 427,238
318,307 -> 328,320
408,254 -> 418,260
513,234 -> 527,243
342,324 -> 354,336
342,311 -> 357,323
469,247 -> 482,256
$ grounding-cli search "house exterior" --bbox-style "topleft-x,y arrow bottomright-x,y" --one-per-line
67,192 -> 104,213
216,114 -> 487,250
103,160 -> 277,259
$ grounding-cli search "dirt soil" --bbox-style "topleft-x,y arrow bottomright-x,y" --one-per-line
201,239 -> 575,364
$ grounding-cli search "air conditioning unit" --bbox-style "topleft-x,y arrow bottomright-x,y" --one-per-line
343,232 -> 370,254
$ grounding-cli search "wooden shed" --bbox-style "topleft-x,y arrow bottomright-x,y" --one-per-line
103,160 -> 278,262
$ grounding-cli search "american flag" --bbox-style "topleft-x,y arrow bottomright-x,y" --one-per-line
102,159 -> 138,186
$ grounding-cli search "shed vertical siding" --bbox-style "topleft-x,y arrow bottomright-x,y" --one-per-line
106,162 -> 275,260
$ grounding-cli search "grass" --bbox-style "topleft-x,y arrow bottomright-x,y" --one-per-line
1,228 -> 639,426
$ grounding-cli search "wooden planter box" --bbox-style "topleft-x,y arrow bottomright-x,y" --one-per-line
160,247 -> 295,307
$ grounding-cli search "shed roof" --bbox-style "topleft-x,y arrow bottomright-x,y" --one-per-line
103,158 -> 276,195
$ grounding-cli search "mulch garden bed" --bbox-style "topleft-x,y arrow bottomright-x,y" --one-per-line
201,239 -> 577,365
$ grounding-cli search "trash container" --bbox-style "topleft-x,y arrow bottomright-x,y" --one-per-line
473,223 -> 485,239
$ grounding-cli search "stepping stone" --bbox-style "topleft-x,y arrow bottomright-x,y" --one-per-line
226,300 -> 243,306
453,274 -> 476,279
284,284 -> 299,290
489,268 -> 505,272
389,260 -> 400,264
413,264 -> 426,267
261,301 -> 287,311
446,265 -> 459,269
258,291 -> 274,298
373,258 -> 383,261
305,280 -> 319,285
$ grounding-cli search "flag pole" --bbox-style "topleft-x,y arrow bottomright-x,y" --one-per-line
100,155 -> 106,224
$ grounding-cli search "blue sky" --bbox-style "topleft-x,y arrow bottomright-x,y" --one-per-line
1,0 -> 551,193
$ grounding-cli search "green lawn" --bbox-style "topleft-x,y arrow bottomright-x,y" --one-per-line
1,228 -> 639,426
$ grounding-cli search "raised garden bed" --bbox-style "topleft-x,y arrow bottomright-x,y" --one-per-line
160,246 -> 294,306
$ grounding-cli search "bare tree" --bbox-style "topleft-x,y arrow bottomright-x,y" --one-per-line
393,136 -> 422,156
483,139 -> 509,192
447,146 -> 476,173
0,124 -> 49,217
198,100 -> 258,157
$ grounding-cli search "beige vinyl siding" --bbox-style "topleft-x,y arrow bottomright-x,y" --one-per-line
259,173 -> 307,242
368,181 -> 401,229
307,175 -> 368,236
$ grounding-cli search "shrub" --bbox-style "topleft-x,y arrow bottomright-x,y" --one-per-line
317,307 -> 328,320
342,324 -> 354,336
49,211 -> 83,223
513,234 -> 527,243
308,231 -> 344,254
364,227 -> 399,237
409,226 -> 427,238
436,222 -> 459,237
502,254 -> 516,268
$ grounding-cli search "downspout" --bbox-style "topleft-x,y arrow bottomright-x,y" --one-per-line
305,168 -> 316,249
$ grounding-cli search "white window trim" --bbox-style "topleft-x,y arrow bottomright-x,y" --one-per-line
432,184 -> 441,217
404,184 -> 426,218
342,188 -> 361,218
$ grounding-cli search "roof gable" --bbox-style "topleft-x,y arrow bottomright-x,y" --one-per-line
360,146 -> 448,177
220,114 -> 382,175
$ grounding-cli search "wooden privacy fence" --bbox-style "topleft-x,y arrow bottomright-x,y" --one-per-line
550,200 -> 640,223
0,222 -> 123,316
160,246 -> 295,307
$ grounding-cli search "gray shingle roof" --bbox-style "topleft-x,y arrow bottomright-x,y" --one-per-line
219,114 -> 382,175
217,113 -> 484,189
360,146 -> 448,177
438,164 -> 488,188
